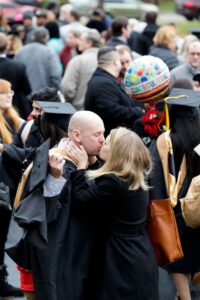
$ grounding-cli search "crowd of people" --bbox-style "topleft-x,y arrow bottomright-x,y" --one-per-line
0,3 -> 200,300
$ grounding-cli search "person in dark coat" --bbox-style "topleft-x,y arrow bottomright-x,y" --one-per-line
0,32 -> 31,119
149,25 -> 179,71
86,8 -> 108,33
2,111 -> 105,300
0,79 -> 24,298
106,16 -> 131,47
135,11 -> 159,56
49,127 -> 159,300
84,46 -> 144,136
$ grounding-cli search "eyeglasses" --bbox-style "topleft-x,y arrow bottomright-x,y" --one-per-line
188,52 -> 200,57
0,90 -> 14,97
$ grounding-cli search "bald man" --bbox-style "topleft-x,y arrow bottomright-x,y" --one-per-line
30,111 -> 105,300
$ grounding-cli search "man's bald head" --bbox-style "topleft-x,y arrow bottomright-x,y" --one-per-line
68,111 -> 105,156
68,111 -> 104,133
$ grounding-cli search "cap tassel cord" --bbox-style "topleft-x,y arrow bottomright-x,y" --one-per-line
163,94 -> 188,130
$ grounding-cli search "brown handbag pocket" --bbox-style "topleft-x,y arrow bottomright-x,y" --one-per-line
147,199 -> 184,266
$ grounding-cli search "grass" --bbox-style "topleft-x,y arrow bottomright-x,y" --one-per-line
176,21 -> 200,37
158,18 -> 200,37
159,0 -> 175,13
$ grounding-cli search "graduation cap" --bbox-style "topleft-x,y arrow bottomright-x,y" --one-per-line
163,88 -> 200,129
36,101 -> 76,131
166,88 -> 200,108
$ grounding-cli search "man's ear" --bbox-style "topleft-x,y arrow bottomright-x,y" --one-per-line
71,129 -> 81,144
113,57 -> 118,67
121,26 -> 127,36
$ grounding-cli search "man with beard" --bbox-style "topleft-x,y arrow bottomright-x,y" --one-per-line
12,88 -> 63,148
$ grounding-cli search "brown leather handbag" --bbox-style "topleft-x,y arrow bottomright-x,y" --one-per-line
147,199 -> 184,266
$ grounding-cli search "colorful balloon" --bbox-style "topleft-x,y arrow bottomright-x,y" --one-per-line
124,56 -> 171,103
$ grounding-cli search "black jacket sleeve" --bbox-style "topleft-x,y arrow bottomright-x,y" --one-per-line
90,81 -> 144,123
71,170 -> 118,208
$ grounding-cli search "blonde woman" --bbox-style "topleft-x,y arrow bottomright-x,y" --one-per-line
6,32 -> 23,58
149,24 -> 180,70
49,127 -> 159,300
0,79 -> 24,297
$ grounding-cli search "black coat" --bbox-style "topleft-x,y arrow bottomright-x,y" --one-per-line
87,19 -> 107,33
106,37 -> 128,47
71,170 -> 159,300
84,68 -> 144,136
136,23 -> 159,55
28,159 -> 102,300
0,57 -> 31,118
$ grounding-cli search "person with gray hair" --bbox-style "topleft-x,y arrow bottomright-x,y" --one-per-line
59,8 -> 86,43
15,27 -> 62,91
31,26 -> 49,43
171,40 -> 200,83
84,46 -> 144,136
61,29 -> 101,110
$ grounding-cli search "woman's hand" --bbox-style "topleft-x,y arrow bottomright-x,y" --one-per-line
67,141 -> 88,169
48,153 -> 65,178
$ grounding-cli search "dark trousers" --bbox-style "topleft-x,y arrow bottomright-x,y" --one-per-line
0,208 -> 12,265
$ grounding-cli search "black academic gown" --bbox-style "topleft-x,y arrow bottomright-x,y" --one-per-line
1,140 -> 49,270
0,144 -> 35,192
29,159 -> 101,300
1,139 -> 102,300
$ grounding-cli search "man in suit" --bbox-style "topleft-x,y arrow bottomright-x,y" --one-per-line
106,16 -> 131,48
0,33 -> 31,119
84,46 -> 144,136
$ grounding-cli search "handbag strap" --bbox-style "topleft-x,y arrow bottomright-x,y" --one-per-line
157,131 -> 187,207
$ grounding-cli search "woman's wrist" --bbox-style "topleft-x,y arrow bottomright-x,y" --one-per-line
0,143 -> 4,154
77,163 -> 87,170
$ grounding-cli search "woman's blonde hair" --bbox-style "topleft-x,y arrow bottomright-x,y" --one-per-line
7,35 -> 23,55
87,127 -> 152,190
0,79 -> 20,144
153,25 -> 176,50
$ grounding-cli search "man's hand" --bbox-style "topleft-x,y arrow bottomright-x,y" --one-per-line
48,154 -> 65,178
